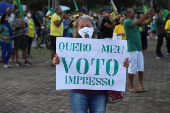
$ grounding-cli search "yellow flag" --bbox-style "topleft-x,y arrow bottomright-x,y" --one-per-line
13,0 -> 19,6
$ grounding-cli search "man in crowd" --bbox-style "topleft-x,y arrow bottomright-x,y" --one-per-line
50,6 -> 65,67
100,10 -> 115,39
11,8 -> 32,67
124,7 -> 154,92
155,9 -> 170,59
80,8 -> 86,16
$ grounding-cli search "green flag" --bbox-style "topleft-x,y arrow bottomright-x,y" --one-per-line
143,4 -> 149,13
111,0 -> 117,20
13,0 -> 18,6
161,7 -> 170,20
45,6 -> 55,15
14,0 -> 25,18
73,0 -> 79,12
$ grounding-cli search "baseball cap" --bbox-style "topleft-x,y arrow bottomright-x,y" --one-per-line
81,8 -> 86,13
103,10 -> 111,13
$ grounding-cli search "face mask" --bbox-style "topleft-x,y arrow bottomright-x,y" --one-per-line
5,18 -> 9,22
78,27 -> 94,38
93,14 -> 97,17
16,12 -> 20,16
8,13 -> 11,16
120,20 -> 124,24
27,14 -> 31,18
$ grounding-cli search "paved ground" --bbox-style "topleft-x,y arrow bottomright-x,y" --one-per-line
0,39 -> 170,113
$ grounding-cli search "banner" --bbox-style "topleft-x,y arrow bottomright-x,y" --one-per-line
56,37 -> 127,91
22,5 -> 27,11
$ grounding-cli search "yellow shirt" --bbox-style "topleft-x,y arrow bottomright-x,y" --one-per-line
27,18 -> 35,38
114,24 -> 126,40
165,19 -> 170,33
50,13 -> 63,36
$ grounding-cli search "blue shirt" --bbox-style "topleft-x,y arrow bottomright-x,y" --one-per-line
152,20 -> 156,31
63,19 -> 72,37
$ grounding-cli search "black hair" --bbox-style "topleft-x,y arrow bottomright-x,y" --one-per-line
157,9 -> 162,14
124,7 -> 131,17
66,10 -> 71,14
55,6 -> 60,11
166,14 -> 170,21
13,8 -> 18,13
1,14 -> 8,24
25,10 -> 30,14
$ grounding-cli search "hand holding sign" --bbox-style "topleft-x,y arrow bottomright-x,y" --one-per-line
55,37 -> 128,91
53,54 -> 60,66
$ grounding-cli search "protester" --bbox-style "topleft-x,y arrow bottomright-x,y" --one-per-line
151,16 -> 156,39
37,11 -> 43,27
63,10 -> 72,37
11,8 -> 32,67
50,6 -> 65,67
0,14 -> 13,68
45,15 -> 51,30
165,14 -> 170,56
80,8 -> 86,16
52,15 -> 129,113
24,10 -> 36,58
165,14 -> 170,22
134,13 -> 138,20
124,7 -> 154,93
114,16 -> 126,40
100,10 -> 115,39
32,11 -> 41,39
139,14 -> 149,51
155,9 -> 170,59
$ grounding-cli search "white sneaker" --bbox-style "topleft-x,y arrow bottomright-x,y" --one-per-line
7,64 -> 12,68
4,65 -> 8,68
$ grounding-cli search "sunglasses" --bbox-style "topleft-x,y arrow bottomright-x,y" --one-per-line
128,10 -> 135,13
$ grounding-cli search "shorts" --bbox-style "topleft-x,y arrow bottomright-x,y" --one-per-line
50,35 -> 61,51
14,34 -> 27,51
127,51 -> 144,74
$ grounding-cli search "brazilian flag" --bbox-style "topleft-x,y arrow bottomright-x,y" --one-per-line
161,7 -> 170,20
13,0 -> 25,18
143,4 -> 149,13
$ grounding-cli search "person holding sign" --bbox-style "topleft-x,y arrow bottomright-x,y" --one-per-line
53,15 -> 129,113
124,7 -> 155,93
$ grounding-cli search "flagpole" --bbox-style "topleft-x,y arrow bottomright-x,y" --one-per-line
111,0 -> 118,13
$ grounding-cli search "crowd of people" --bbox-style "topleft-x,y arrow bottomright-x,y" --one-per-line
0,4 -> 170,113
0,7 -> 45,68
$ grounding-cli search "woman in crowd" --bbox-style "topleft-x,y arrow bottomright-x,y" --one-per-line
151,16 -> 156,39
114,16 -> 126,40
52,15 -> 129,113
63,10 -> 72,37
24,10 -> 36,58
0,14 -> 13,68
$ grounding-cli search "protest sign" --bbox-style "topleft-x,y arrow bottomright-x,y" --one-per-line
56,37 -> 127,91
